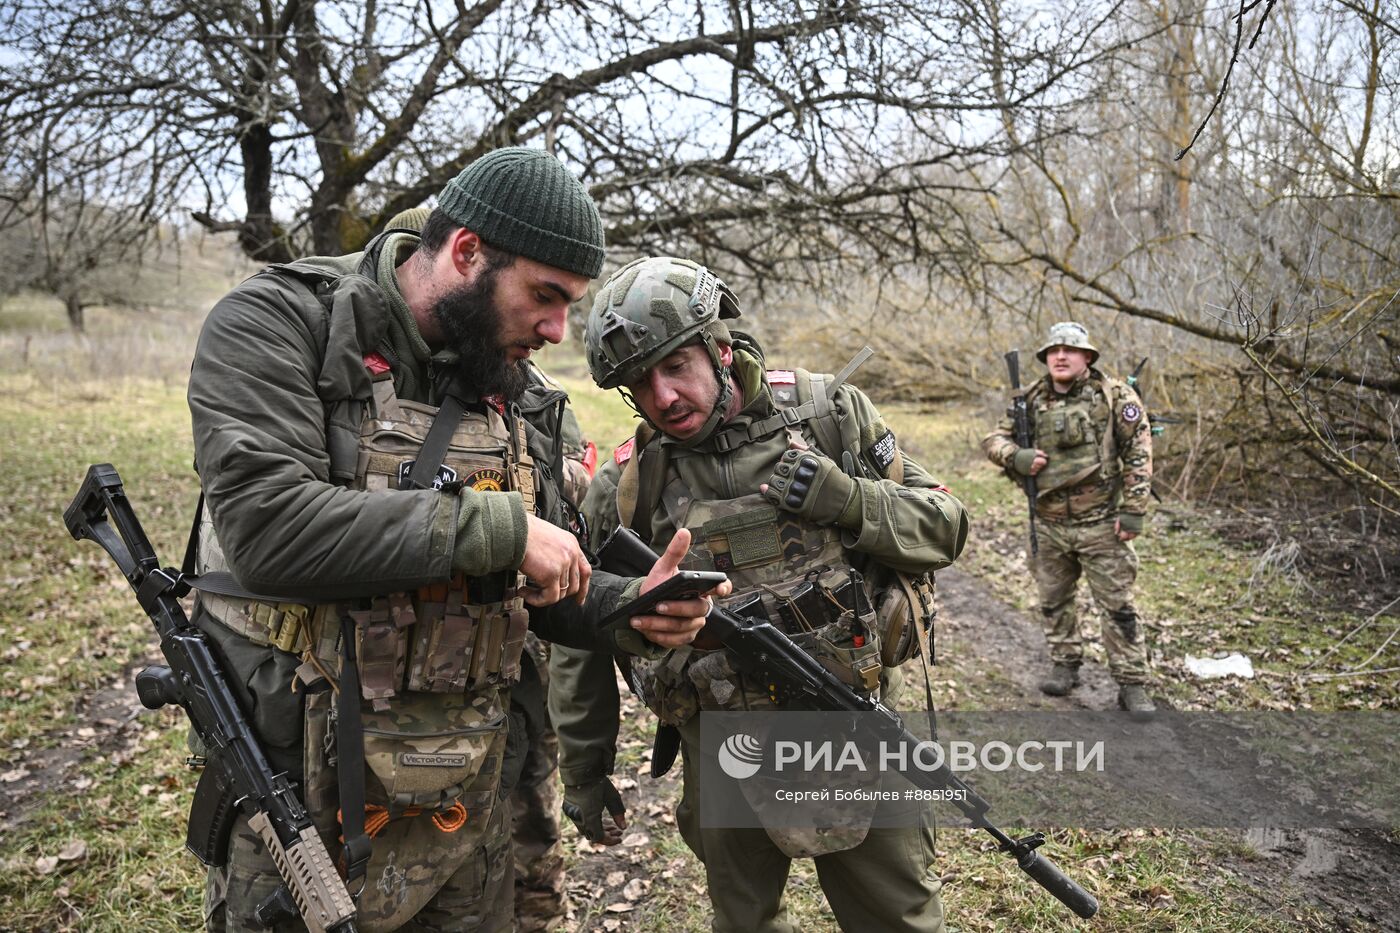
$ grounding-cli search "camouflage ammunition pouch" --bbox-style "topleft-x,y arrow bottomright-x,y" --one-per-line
872,570 -> 937,667
197,373 -> 534,706
302,688 -> 508,932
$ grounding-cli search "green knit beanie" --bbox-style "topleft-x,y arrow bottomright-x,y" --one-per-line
436,147 -> 605,278
383,206 -> 431,234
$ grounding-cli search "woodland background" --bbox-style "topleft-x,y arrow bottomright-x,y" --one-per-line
1,0 -> 1397,929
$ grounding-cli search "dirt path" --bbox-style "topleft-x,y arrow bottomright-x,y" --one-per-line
935,566 -> 1400,932
0,661 -> 155,837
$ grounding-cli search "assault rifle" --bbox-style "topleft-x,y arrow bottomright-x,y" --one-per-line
1004,350 -> 1039,555
597,526 -> 1099,919
64,465 -> 357,933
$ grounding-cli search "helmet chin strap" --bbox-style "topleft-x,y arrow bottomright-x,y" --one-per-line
671,332 -> 734,448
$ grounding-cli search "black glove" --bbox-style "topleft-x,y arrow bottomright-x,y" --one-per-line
562,777 -> 627,844
762,448 -> 859,528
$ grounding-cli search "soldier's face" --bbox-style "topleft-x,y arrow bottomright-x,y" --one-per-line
629,342 -> 734,439
488,255 -> 590,364
1045,345 -> 1092,385
433,250 -> 589,398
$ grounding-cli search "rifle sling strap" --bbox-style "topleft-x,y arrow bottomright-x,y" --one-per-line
405,392 -> 468,490
337,612 -> 372,893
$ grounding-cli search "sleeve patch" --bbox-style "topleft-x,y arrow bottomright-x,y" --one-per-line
1121,403 -> 1142,424
613,437 -> 636,465
363,352 -> 392,376
867,429 -> 897,473
767,370 -> 797,385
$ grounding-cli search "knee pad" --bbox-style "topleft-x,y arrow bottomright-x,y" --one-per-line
1109,608 -> 1138,641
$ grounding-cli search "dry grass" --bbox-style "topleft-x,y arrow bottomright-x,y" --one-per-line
0,257 -> 1391,930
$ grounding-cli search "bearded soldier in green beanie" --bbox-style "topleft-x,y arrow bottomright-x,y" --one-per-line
186,149 -> 723,932
551,256 -> 969,933
981,322 -> 1156,718
380,205 -> 595,932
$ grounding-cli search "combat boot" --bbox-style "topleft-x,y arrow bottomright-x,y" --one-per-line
1039,662 -> 1081,696
1116,684 -> 1157,722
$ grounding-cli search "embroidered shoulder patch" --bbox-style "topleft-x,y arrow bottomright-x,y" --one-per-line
767,370 -> 797,385
464,467 -> 506,492
363,352 -> 392,376
614,437 -> 636,465
1121,403 -> 1142,423
867,429 -> 897,473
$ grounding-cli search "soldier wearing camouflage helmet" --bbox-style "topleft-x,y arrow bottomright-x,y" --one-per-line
981,321 -> 1156,718
183,150 -> 719,932
553,256 -> 969,932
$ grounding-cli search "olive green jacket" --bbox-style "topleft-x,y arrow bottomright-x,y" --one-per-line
188,233 -> 632,647
549,351 -> 969,784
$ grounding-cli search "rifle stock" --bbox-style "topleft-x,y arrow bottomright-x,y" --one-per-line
596,526 -> 1098,919
65,465 -> 358,933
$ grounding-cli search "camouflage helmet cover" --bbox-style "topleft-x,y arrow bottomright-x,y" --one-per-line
585,256 -> 741,390
1036,321 -> 1099,364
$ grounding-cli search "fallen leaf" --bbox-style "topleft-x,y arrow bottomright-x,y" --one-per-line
605,871 -> 626,886
602,920 -> 621,931
622,878 -> 647,901
57,840 -> 87,862
604,903 -> 633,914
621,833 -> 650,847
1,769 -> 29,783
34,856 -> 59,875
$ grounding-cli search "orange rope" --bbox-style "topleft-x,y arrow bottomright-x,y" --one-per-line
338,801 -> 469,840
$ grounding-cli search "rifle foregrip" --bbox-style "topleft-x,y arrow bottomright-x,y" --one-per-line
596,526 -> 661,577
1017,848 -> 1099,919
248,812 -> 358,933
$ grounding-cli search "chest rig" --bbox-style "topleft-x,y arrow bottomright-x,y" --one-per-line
320,371 -> 535,698
616,361 -> 924,724
1029,373 -> 1122,496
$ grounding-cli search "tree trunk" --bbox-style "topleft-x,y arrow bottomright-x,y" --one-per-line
238,123 -> 294,264
65,293 -> 84,332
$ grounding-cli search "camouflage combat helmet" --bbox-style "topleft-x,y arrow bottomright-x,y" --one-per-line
585,256 -> 741,443
1036,321 -> 1099,364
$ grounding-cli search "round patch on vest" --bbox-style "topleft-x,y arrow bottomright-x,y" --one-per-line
1121,403 -> 1142,423
465,467 -> 506,492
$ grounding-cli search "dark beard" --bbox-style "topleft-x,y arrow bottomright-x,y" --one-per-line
430,266 -> 528,401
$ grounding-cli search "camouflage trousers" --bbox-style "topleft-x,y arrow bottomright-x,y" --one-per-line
510,728 -> 567,931
1031,517 -> 1151,684
674,717 -> 945,933
203,795 -> 514,932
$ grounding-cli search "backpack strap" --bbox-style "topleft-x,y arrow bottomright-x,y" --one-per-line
615,423 -> 658,535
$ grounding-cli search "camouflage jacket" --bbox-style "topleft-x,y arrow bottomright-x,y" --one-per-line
981,368 -> 1152,530
550,350 -> 969,784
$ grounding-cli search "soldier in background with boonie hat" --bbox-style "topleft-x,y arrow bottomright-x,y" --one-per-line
982,322 -> 1157,719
